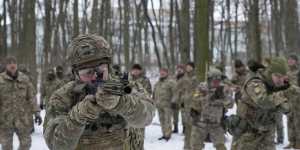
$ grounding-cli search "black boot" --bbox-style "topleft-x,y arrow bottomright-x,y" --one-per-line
158,136 -> 171,141
173,124 -> 178,133
183,126 -> 185,134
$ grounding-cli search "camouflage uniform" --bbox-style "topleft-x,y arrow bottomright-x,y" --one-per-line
233,79 -> 289,150
172,73 -> 185,133
43,35 -> 155,150
42,72 -> 65,130
153,76 -> 176,138
230,70 -> 250,149
173,71 -> 197,150
191,80 -> 233,150
282,85 -> 300,148
19,64 -> 36,133
0,71 -> 40,150
41,71 -> 65,109
286,64 -> 299,147
126,74 -> 152,150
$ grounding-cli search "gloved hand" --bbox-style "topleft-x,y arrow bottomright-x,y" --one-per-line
69,95 -> 102,125
34,112 -> 43,125
95,87 -> 121,110
171,103 -> 178,110
181,103 -> 185,108
40,103 -> 44,110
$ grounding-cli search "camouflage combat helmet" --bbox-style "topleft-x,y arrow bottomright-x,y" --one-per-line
67,34 -> 112,70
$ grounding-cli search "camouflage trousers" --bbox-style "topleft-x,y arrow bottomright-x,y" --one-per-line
183,108 -> 192,150
75,142 -> 124,150
287,113 -> 300,148
0,127 -> 31,150
235,130 -> 275,150
157,107 -> 173,138
124,128 -> 145,150
172,107 -> 179,129
191,124 -> 226,150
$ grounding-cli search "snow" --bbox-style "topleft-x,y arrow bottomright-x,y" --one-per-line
0,109 -> 290,150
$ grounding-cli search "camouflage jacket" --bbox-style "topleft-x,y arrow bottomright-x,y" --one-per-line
0,71 -> 39,128
42,78 -> 64,107
281,85 -> 300,117
238,77 -> 289,132
191,84 -> 233,126
43,77 -> 155,150
231,71 -> 249,88
153,77 -> 176,108
130,75 -> 152,95
288,65 -> 299,86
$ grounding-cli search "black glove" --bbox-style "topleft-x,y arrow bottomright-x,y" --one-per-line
190,109 -> 199,118
40,103 -> 44,110
181,103 -> 185,108
171,103 -> 178,110
34,112 -> 43,125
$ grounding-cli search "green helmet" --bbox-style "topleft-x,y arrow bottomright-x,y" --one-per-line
67,34 -> 112,70
268,57 -> 288,75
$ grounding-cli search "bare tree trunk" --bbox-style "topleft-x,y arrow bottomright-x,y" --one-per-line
234,0 -> 239,58
117,0 -> 122,65
142,0 -> 162,68
82,0 -> 88,34
180,0 -> 190,64
20,0 -> 36,84
209,0 -> 215,63
247,0 -> 262,62
149,0 -> 170,68
194,0 -> 209,81
123,0 -> 130,70
169,0 -> 175,72
8,0 -> 18,54
73,0 -> 79,37
0,0 -> 8,57
270,0 -> 283,56
43,0 -> 52,71
283,0 -> 300,53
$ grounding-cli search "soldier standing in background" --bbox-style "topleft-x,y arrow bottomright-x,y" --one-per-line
171,64 -> 186,133
190,68 -> 233,150
40,68 -> 64,110
230,60 -> 249,149
55,65 -> 65,81
43,35 -> 155,150
182,62 -> 198,150
126,64 -> 153,150
279,80 -> 300,149
153,68 -> 176,141
285,54 -> 299,148
130,64 -> 152,94
18,64 -> 37,133
0,56 -> 42,150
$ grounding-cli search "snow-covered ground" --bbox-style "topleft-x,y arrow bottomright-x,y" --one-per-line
0,108 -> 290,150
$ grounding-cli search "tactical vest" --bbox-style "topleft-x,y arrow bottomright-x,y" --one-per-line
199,87 -> 226,125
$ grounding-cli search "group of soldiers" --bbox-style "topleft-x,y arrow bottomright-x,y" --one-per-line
0,34 -> 300,150
0,35 -> 156,150
152,54 -> 300,150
